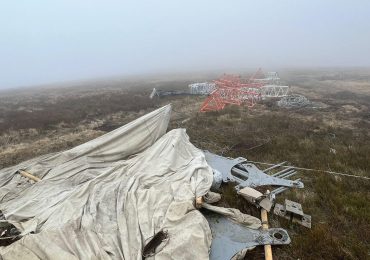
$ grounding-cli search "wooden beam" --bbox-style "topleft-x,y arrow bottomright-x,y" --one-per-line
19,170 -> 41,182
261,208 -> 273,260
195,196 -> 203,209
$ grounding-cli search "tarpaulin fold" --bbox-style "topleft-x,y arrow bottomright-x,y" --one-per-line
0,105 -> 213,259
0,104 -> 261,260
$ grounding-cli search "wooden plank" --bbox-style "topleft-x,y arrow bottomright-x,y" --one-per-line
261,208 -> 273,260
19,170 -> 41,182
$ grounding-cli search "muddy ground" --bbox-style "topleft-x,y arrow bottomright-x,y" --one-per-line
0,68 -> 369,259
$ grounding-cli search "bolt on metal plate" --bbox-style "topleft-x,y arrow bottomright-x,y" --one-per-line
204,212 -> 291,260
274,200 -> 311,228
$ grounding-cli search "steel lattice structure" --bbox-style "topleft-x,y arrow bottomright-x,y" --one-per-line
249,69 -> 289,98
260,85 -> 289,98
200,74 -> 262,112
188,82 -> 216,95
199,69 -> 291,112
277,94 -> 310,108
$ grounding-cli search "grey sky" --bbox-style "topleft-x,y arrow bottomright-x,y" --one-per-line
1,1 -> 370,89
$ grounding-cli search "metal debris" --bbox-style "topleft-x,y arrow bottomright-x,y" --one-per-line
237,187 -> 273,211
277,94 -> 310,108
250,71 -> 281,85
273,199 -> 312,228
233,163 -> 304,190
260,85 -> 289,98
200,78 -> 261,112
210,169 -> 223,190
262,162 -> 303,197
249,70 -> 289,98
149,88 -> 189,99
205,212 -> 291,260
204,151 -> 247,183
200,73 -> 263,112
204,152 -> 310,257
188,82 -> 216,95
270,180 -> 301,197
205,151 -> 304,191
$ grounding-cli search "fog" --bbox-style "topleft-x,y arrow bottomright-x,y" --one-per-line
1,0 -> 370,89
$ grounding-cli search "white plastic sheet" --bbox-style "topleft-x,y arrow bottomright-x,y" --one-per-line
0,105 -> 214,259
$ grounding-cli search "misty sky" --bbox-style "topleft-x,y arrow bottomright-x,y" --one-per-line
1,1 -> 370,89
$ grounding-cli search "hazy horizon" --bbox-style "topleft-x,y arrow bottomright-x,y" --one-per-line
1,1 -> 370,89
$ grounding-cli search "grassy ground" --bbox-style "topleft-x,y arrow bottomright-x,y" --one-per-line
0,69 -> 369,259
181,105 -> 370,259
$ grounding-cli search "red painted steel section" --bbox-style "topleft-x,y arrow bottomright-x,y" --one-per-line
200,69 -> 265,112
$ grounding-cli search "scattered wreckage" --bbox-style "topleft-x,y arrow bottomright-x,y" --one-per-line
205,212 -> 290,260
274,199 -> 311,228
199,69 -> 291,112
203,151 -> 311,259
149,70 -> 314,115
149,82 -> 216,99
0,105 -> 310,260
204,151 -> 303,191
149,87 -> 190,99
260,85 -> 289,98
277,94 -> 310,108
189,82 -> 216,95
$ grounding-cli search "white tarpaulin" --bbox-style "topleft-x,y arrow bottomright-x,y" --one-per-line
0,105 -> 215,259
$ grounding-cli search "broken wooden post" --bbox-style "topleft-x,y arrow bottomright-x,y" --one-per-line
261,208 -> 273,260
195,196 -> 203,209
19,170 -> 41,182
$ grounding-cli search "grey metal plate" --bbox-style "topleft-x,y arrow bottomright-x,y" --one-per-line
285,199 -> 304,216
274,203 -> 312,228
233,164 -> 304,190
205,212 -> 291,260
204,151 -> 246,182
204,151 -> 304,190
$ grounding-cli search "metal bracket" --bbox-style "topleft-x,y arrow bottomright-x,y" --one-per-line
237,187 -> 273,212
273,199 -> 311,228
204,151 -> 247,182
205,151 -> 303,191
233,164 -> 303,190
205,212 -> 291,260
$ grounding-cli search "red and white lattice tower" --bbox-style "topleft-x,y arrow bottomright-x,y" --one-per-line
200,70 -> 265,112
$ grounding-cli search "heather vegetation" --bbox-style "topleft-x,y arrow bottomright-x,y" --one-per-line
0,69 -> 369,259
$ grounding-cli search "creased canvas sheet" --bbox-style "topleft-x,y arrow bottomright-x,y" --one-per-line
0,105 -> 214,260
